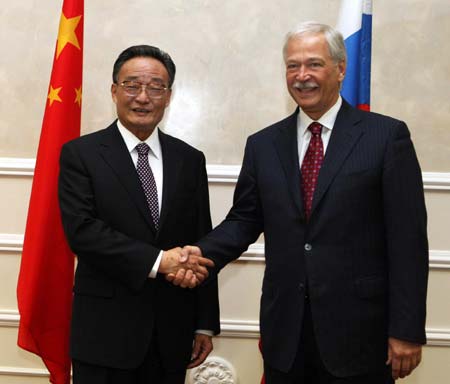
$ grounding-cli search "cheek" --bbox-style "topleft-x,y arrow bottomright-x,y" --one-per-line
286,73 -> 295,85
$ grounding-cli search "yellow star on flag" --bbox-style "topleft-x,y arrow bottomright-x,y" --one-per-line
48,85 -> 63,106
74,86 -> 82,107
56,13 -> 82,59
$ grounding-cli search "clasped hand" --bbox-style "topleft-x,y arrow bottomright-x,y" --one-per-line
160,246 -> 210,288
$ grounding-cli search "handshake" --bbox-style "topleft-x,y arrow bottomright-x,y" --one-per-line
160,246 -> 212,288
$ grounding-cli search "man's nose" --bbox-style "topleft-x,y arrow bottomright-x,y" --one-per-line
296,66 -> 310,81
135,86 -> 151,102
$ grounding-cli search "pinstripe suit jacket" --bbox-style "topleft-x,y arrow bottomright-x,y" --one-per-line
58,123 -> 220,371
198,100 -> 428,377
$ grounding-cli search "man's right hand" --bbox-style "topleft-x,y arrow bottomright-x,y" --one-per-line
160,246 -> 213,288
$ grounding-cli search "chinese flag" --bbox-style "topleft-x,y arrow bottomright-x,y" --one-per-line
17,0 -> 83,383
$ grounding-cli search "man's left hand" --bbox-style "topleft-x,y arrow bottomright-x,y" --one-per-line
187,334 -> 213,369
387,337 -> 422,380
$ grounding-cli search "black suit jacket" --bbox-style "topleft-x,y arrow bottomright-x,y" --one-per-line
198,100 -> 428,377
58,122 -> 220,371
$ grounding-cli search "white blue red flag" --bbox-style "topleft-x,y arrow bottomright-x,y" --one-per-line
336,0 -> 372,111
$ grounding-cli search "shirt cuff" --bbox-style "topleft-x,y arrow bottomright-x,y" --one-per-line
195,329 -> 214,336
148,250 -> 163,278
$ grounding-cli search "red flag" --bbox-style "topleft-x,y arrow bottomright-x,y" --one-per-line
259,338 -> 265,384
17,1 -> 83,383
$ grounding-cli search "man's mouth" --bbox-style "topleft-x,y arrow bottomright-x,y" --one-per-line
293,81 -> 319,93
132,108 -> 151,114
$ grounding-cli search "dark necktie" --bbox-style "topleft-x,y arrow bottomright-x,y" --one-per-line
136,143 -> 159,230
301,122 -> 324,220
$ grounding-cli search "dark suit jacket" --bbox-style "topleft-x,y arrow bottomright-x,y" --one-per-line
198,100 -> 428,377
58,122 -> 220,371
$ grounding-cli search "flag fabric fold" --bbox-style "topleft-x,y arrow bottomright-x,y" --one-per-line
337,0 -> 372,111
17,1 -> 84,383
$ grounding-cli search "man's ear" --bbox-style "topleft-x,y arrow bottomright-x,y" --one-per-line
337,60 -> 346,82
164,89 -> 172,108
111,83 -> 118,104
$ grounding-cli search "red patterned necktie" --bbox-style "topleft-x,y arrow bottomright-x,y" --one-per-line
301,122 -> 324,220
136,143 -> 160,230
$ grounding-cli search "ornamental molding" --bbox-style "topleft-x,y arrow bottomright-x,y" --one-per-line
1,158 -> 450,190
0,366 -> 49,377
0,157 -> 35,176
0,309 -> 449,347
1,234 -> 449,271
189,356 -> 236,384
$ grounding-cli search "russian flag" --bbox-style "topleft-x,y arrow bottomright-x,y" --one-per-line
336,0 -> 372,111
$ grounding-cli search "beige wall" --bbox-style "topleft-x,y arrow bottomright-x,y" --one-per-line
1,0 -> 449,383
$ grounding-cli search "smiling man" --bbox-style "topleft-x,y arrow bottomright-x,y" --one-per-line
58,45 -> 220,384
180,22 -> 428,383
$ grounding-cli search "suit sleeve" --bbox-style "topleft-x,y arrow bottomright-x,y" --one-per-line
58,142 -> 160,293
197,137 -> 264,270
194,153 -> 220,334
383,121 -> 429,344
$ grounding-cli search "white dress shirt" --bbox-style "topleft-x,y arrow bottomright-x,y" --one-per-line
116,120 -> 163,278
297,96 -> 342,167
117,120 -> 212,336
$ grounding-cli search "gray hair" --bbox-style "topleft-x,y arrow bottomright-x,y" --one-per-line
283,21 -> 346,64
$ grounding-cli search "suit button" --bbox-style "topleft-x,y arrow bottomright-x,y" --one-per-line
298,283 -> 305,291
304,243 -> 312,251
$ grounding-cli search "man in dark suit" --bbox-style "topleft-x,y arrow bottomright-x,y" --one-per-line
179,22 -> 428,383
58,45 -> 220,384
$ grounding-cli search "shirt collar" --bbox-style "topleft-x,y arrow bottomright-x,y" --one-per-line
298,95 -> 342,137
116,120 -> 162,159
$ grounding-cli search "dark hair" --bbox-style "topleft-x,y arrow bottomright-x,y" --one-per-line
112,45 -> 176,88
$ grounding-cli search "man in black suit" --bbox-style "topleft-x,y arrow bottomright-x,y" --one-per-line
179,22 -> 428,383
58,45 -> 220,384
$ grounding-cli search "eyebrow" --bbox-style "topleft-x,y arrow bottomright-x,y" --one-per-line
122,76 -> 165,84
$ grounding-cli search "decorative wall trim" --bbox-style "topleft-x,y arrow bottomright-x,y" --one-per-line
220,319 -> 260,339
0,234 -> 23,253
1,158 -> 450,190
206,164 -> 241,184
1,234 -> 450,270
428,250 -> 450,270
0,158 -> 35,177
1,309 -> 449,346
427,328 -> 450,347
0,310 -> 20,328
189,356 -> 236,384
0,366 -> 49,377
422,172 -> 450,191
238,243 -> 265,262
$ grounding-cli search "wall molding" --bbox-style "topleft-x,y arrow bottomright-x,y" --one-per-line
0,158 -> 35,177
1,158 -> 450,190
220,319 -> 260,339
0,234 -> 24,253
0,366 -> 49,377
0,310 -> 449,347
1,234 -> 450,270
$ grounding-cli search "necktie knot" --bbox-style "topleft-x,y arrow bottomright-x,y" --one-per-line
308,122 -> 323,136
136,142 -> 150,156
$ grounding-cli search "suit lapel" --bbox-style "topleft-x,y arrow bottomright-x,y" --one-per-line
273,110 -> 305,218
98,123 -> 156,232
158,130 -> 183,233
310,101 -> 364,216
